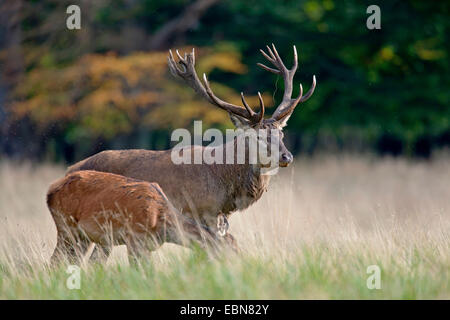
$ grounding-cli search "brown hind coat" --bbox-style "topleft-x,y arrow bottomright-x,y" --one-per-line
47,170 -> 219,263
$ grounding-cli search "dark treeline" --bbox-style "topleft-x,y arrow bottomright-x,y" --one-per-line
0,0 -> 449,163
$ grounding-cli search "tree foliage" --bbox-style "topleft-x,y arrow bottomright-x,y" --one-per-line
1,0 -> 449,160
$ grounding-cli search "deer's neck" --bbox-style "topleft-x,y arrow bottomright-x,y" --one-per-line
216,139 -> 272,214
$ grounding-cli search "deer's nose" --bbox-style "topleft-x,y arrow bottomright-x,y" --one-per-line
280,152 -> 293,166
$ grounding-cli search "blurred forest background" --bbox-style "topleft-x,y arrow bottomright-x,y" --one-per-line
0,0 -> 448,163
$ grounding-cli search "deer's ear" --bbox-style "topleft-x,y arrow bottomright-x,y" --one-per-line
229,113 -> 251,129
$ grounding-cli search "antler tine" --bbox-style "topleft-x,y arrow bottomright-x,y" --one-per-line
175,49 -> 184,62
241,92 -> 255,117
265,45 -> 276,61
257,61 -> 280,74
256,92 -> 265,123
168,50 -> 183,74
191,48 -> 195,64
299,75 -> 316,103
292,45 -> 298,73
295,84 -> 304,105
260,48 -> 275,64
270,43 -> 287,71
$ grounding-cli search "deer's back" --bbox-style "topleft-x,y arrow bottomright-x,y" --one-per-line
67,149 -> 230,221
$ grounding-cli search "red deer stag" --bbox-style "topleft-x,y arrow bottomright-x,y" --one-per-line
47,170 -> 232,264
67,44 -> 316,244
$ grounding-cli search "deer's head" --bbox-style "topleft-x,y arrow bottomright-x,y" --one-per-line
168,44 -> 316,168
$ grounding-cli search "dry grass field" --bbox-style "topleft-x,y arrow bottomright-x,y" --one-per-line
0,154 -> 449,299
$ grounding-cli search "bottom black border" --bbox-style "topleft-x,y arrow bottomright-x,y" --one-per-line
1,300 -> 447,318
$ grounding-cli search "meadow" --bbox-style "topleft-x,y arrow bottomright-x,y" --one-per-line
0,154 -> 449,299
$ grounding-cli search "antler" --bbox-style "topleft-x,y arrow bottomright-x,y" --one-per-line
168,48 -> 264,125
257,44 -> 316,122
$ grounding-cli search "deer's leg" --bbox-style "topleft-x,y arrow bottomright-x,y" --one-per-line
221,233 -> 239,253
127,243 -> 143,266
125,233 -> 162,266
50,233 -> 75,265
50,230 -> 91,266
76,215 -> 116,264
50,211 -> 86,265
163,212 -> 219,251
88,244 -> 112,263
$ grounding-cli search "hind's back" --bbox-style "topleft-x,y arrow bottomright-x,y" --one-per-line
47,170 -> 173,236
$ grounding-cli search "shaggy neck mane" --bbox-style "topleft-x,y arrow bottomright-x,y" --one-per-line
213,138 -> 272,214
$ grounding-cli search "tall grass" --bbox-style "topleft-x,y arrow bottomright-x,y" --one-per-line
0,154 -> 449,299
